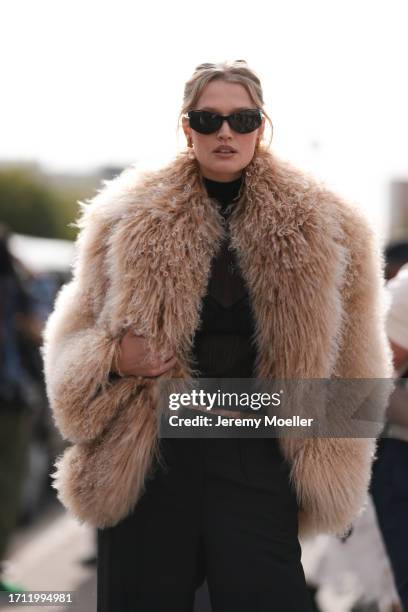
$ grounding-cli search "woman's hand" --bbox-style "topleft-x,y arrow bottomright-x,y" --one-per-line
114,329 -> 177,378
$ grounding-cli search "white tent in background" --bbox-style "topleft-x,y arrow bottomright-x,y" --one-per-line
9,233 -> 74,274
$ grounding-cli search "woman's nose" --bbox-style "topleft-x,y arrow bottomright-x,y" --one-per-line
217,118 -> 233,138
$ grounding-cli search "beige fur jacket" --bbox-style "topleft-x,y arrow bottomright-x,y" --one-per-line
42,147 -> 392,538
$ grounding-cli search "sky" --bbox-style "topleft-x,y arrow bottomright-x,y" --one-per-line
1,0 -> 408,238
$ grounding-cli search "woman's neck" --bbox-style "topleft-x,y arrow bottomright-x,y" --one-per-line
202,174 -> 243,208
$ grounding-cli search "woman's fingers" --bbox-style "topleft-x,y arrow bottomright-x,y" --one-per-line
145,356 -> 177,378
142,351 -> 174,368
117,329 -> 176,377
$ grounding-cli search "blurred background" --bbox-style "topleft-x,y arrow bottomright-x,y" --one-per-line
1,0 -> 407,610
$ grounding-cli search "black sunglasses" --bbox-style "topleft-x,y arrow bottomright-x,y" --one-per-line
185,108 -> 263,135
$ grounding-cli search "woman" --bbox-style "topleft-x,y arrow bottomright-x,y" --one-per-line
42,60 -> 392,611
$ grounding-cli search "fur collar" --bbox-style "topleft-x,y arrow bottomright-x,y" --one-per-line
85,147 -> 349,380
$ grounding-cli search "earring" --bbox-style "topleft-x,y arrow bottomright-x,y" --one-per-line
186,136 -> 195,159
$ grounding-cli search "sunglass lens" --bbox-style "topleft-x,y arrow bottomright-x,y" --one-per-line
229,110 -> 262,133
189,111 -> 221,134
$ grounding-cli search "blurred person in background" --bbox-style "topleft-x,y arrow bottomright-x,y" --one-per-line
0,225 -> 43,594
371,258 -> 408,611
384,241 -> 408,282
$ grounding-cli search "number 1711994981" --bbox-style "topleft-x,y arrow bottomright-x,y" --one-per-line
7,591 -> 74,605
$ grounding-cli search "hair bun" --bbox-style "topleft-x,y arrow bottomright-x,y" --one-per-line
194,62 -> 215,72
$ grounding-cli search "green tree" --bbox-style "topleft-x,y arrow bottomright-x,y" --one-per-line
0,167 -> 60,238
0,167 -> 94,240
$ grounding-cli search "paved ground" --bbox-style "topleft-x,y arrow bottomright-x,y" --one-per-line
0,504 -> 95,612
0,504 -> 359,612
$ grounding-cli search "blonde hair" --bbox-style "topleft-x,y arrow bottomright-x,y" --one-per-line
178,59 -> 273,148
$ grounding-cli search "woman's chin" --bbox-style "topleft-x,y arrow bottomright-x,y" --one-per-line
200,160 -> 245,181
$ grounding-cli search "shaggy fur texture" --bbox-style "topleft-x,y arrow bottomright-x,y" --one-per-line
42,147 -> 393,538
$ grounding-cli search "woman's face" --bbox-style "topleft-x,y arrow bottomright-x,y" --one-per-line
182,79 -> 265,182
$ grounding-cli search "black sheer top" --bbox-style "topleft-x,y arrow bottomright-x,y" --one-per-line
191,175 -> 257,378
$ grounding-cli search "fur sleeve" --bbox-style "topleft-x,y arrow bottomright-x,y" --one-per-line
290,203 -> 394,538
41,179 -> 143,443
332,203 -> 393,379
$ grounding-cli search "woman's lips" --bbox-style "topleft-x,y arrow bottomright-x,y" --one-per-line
213,151 -> 237,158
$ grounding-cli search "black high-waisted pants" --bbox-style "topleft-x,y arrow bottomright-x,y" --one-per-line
97,437 -> 313,612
